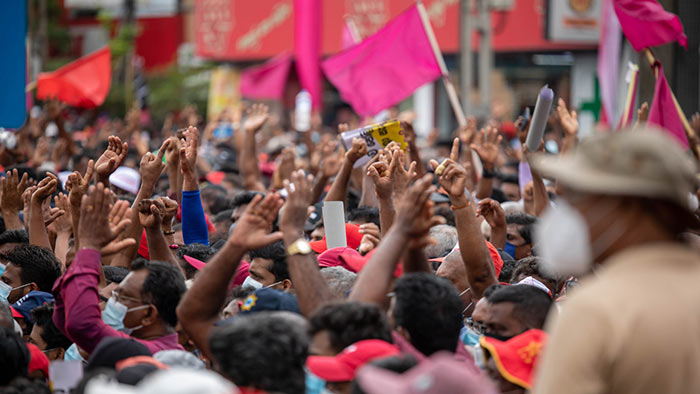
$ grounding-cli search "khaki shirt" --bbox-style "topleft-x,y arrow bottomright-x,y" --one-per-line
534,243 -> 700,394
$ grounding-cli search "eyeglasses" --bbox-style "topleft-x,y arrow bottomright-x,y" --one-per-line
111,289 -> 142,305
464,317 -> 486,335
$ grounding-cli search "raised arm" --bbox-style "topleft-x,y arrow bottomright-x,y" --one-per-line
239,104 -> 268,193
51,193 -> 73,269
325,132 -> 367,203
557,98 -> 579,156
0,169 -> 29,230
179,126 -> 209,245
177,193 -> 283,360
477,198 -> 506,249
431,139 -> 496,299
279,170 -> 334,317
138,198 -> 181,272
29,173 -> 60,249
472,127 -> 502,200
93,136 -> 128,188
65,160 -> 94,250
349,174 -> 438,305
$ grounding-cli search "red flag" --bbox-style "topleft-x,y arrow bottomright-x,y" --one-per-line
240,52 -> 293,100
294,0 -> 322,109
322,4 -> 443,117
648,64 -> 688,149
37,47 -> 111,108
613,0 -> 687,51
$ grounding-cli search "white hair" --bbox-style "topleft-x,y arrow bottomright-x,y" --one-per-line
320,267 -> 357,300
425,224 -> 458,259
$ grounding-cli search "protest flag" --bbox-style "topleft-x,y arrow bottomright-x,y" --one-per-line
597,0 -> 621,127
613,0 -> 687,51
322,3 -> 465,124
240,52 -> 293,100
294,0 -> 322,109
647,63 -> 688,149
341,17 -> 361,50
36,47 -> 111,108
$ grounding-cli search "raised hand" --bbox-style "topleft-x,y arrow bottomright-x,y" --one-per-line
635,102 -> 649,128
470,126 -> 502,168
102,199 -> 136,256
394,174 -> 440,240
243,103 -> 270,133
358,222 -> 381,255
367,159 -> 393,200
477,198 -> 506,230
230,193 -> 284,251
279,170 -> 315,232
457,117 -> 478,145
95,136 -> 128,181
391,150 -> 417,196
0,169 -> 29,215
140,139 -> 170,189
138,198 -> 165,229
345,137 -> 368,164
430,138 -> 468,198
32,137 -> 50,166
164,136 -> 180,168
65,160 -> 95,207
78,183 -> 133,251
557,98 -> 579,137
157,196 -> 178,228
49,193 -> 72,234
31,173 -> 58,207
179,126 -> 198,178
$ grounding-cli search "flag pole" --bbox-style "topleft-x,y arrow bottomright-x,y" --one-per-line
644,48 -> 700,158
416,1 -> 467,127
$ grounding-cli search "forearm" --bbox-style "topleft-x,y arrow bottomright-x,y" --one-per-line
282,229 -> 333,316
561,135 -> 577,156
1,208 -> 22,230
167,165 -> 180,203
359,175 -> 378,208
70,205 -> 81,249
181,190 -> 209,245
530,164 -> 550,217
325,160 -> 354,203
408,144 -> 425,178
29,202 -> 51,249
490,225 -> 506,250
145,227 -> 181,272
377,198 -> 395,234
349,229 -> 407,305
311,175 -> 329,205
240,130 -> 264,192
54,231 -> 71,270
475,174 -> 494,200
176,241 -> 245,359
453,196 -> 497,299
111,184 -> 153,267
402,247 -> 431,273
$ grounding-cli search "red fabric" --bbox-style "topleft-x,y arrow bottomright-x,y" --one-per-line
134,16 -> 182,70
486,241 -> 504,278
27,343 -> 49,378
183,255 -> 206,271
233,261 -> 250,286
306,339 -> 400,382
138,230 -> 150,260
648,64 -> 689,149
37,47 -> 111,108
294,0 -> 323,108
613,0 -> 688,51
310,223 -> 363,254
339,248 -> 404,278
317,247 -> 361,271
480,329 -> 548,390
240,52 -> 293,100
10,306 -> 22,318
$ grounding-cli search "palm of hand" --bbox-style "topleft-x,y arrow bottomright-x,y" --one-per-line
561,114 -> 578,136
442,172 -> 465,197
95,151 -> 118,175
474,143 -> 498,164
139,212 -> 158,228
232,216 -> 270,250
244,114 -> 268,132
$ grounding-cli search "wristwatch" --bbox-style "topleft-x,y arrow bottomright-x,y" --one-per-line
287,238 -> 313,256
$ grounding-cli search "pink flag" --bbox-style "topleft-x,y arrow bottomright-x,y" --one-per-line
613,0 -> 688,51
240,52 -> 293,100
322,4 -> 442,116
341,17 -> 361,50
294,0 -> 322,109
597,0 -> 621,126
648,64 -> 688,149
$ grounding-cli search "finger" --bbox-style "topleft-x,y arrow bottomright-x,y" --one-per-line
108,136 -> 115,151
246,194 -> 263,215
17,172 -> 28,191
111,219 -> 132,238
389,150 -> 400,174
450,138 -> 460,162
84,160 -> 95,183
408,161 -> 417,177
428,159 -> 440,171
102,239 -> 137,255
368,166 -> 381,184
119,142 -> 129,161
156,140 -> 170,163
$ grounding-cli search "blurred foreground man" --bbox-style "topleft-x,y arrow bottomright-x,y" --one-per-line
532,128 -> 700,394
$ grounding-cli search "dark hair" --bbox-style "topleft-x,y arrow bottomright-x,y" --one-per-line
0,217 -> 6,236
231,191 -> 265,211
210,312 -> 308,394
176,243 -> 216,279
102,266 -> 129,285
483,283 -> 506,299
0,377 -> 51,394
0,230 -> 29,247
350,355 -> 419,394
487,285 -> 553,330
433,206 -> 456,227
130,260 -> 186,327
392,273 -> 463,355
213,209 -> 234,224
506,213 -> 538,245
2,245 -> 61,293
0,301 -> 13,330
511,256 -> 558,291
347,207 -> 380,227
0,327 -> 30,386
499,174 -> 519,185
30,303 -> 72,351
498,254 -> 518,283
308,302 -> 392,354
249,241 -> 289,282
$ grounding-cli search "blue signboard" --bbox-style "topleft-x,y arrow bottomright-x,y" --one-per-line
0,1 -> 27,128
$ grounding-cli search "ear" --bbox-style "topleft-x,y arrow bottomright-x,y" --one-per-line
141,305 -> 159,327
282,279 -> 293,291
54,348 -> 65,361
26,283 -> 39,296
396,326 -> 411,342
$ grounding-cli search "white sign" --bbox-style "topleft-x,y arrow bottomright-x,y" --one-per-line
546,0 -> 601,43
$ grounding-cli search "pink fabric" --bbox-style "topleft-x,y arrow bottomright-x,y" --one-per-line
648,64 -> 688,149
321,4 -> 442,116
294,0 -> 322,109
597,0 -> 621,126
613,0 -> 687,51
341,18 -> 360,50
240,52 -> 293,100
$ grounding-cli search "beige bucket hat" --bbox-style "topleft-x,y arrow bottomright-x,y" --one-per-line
530,126 -> 698,209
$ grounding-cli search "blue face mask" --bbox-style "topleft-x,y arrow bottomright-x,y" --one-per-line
64,343 -> 85,363
0,263 -> 5,277
305,369 -> 327,394
460,326 -> 481,347
504,242 -> 517,258
102,297 -> 148,335
0,281 -> 30,303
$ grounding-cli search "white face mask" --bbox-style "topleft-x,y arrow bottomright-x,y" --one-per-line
242,276 -> 263,290
536,200 -> 593,277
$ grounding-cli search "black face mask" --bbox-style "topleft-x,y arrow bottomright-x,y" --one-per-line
484,332 -> 515,342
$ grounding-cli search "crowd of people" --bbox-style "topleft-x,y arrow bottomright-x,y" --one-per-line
0,95 -> 699,394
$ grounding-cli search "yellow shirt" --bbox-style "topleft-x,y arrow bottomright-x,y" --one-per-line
534,243 -> 700,394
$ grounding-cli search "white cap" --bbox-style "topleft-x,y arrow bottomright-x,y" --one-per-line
109,167 -> 141,195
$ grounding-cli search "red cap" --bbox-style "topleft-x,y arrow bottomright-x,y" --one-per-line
339,249 -> 403,277
310,223 -> 363,254
233,261 -> 251,286
317,247 -> 361,271
500,121 -> 517,140
480,329 -> 548,390
26,343 -> 49,378
183,255 -> 206,271
205,171 -> 225,185
307,339 -> 400,382
10,306 -> 22,319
